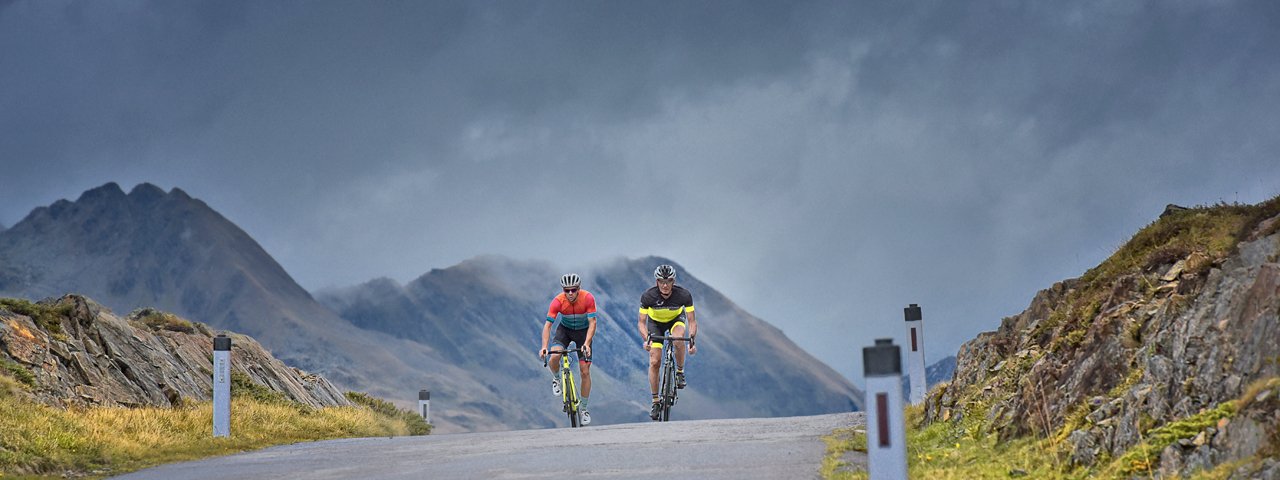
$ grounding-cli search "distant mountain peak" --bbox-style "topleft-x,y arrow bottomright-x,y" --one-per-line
126,182 -> 167,203
0,182 -> 312,316
16,182 -> 201,229
76,182 -> 126,203
63,182 -> 190,210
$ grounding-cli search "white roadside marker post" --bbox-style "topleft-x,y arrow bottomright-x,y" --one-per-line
213,334 -> 231,438
864,338 -> 907,480
904,304 -> 926,405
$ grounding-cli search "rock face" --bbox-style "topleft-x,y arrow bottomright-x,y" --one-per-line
0,294 -> 350,409
925,202 -> 1280,477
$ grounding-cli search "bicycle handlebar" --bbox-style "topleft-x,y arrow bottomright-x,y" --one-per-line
542,348 -> 584,367
647,334 -> 693,344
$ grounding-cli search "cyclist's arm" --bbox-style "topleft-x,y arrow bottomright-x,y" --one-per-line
687,310 -> 697,339
686,310 -> 698,353
542,297 -> 562,356
540,319 -> 553,356
584,296 -> 598,348
637,311 -> 650,346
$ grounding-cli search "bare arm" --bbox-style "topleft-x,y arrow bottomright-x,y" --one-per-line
540,321 -> 552,358
637,313 -> 651,351
584,317 -> 597,356
687,310 -> 697,354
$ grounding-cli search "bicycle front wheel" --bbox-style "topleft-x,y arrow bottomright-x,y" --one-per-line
660,357 -> 675,422
564,372 -> 580,428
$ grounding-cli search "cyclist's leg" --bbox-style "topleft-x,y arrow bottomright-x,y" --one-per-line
567,327 -> 591,399
671,318 -> 688,370
646,319 -> 670,400
671,316 -> 689,389
550,325 -> 572,374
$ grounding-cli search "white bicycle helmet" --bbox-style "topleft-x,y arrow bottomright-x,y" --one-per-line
654,264 -> 676,280
560,273 -> 581,289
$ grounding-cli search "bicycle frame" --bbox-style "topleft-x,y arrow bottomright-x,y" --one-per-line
544,347 -> 583,428
648,334 -> 691,422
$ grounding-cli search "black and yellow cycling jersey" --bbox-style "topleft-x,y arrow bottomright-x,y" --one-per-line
638,284 -> 695,323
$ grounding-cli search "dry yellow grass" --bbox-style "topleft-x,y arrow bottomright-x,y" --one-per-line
0,392 -> 425,478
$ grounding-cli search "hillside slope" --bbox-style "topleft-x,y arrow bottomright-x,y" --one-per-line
925,198 -> 1280,478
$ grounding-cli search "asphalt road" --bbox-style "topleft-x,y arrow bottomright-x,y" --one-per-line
112,412 -> 864,480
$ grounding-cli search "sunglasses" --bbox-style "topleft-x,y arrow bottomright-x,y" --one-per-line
563,287 -> 579,293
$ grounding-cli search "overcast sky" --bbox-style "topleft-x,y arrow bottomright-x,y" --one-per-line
3,1 -> 1278,384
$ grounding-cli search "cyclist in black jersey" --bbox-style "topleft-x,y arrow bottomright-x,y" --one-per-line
636,264 -> 698,420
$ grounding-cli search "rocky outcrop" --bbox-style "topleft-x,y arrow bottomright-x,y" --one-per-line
0,294 -> 351,409
926,201 -> 1280,478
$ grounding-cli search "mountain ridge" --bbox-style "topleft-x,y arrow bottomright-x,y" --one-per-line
317,253 -> 863,425
0,182 -> 861,432
0,183 -> 537,432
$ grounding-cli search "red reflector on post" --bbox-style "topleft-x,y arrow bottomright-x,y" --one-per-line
877,393 -> 890,447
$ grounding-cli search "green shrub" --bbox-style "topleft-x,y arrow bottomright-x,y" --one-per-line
0,298 -> 70,339
128,308 -> 197,334
1104,401 -> 1238,477
0,359 -> 35,389
230,372 -> 290,406
345,391 -> 432,435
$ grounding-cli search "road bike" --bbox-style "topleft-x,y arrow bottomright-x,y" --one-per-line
543,347 -> 584,428
648,334 -> 692,422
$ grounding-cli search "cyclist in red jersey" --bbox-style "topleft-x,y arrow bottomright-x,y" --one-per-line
539,273 -> 599,425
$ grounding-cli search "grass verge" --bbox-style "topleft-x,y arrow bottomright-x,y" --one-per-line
820,426 -> 868,479
0,388 -> 430,478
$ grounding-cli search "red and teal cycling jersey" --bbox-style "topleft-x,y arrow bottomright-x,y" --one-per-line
546,290 -> 598,330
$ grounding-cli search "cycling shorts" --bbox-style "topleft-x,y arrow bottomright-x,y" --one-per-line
647,316 -> 688,349
551,324 -> 592,364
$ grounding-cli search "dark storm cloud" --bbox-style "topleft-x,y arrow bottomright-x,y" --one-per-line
2,0 -> 1278,382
